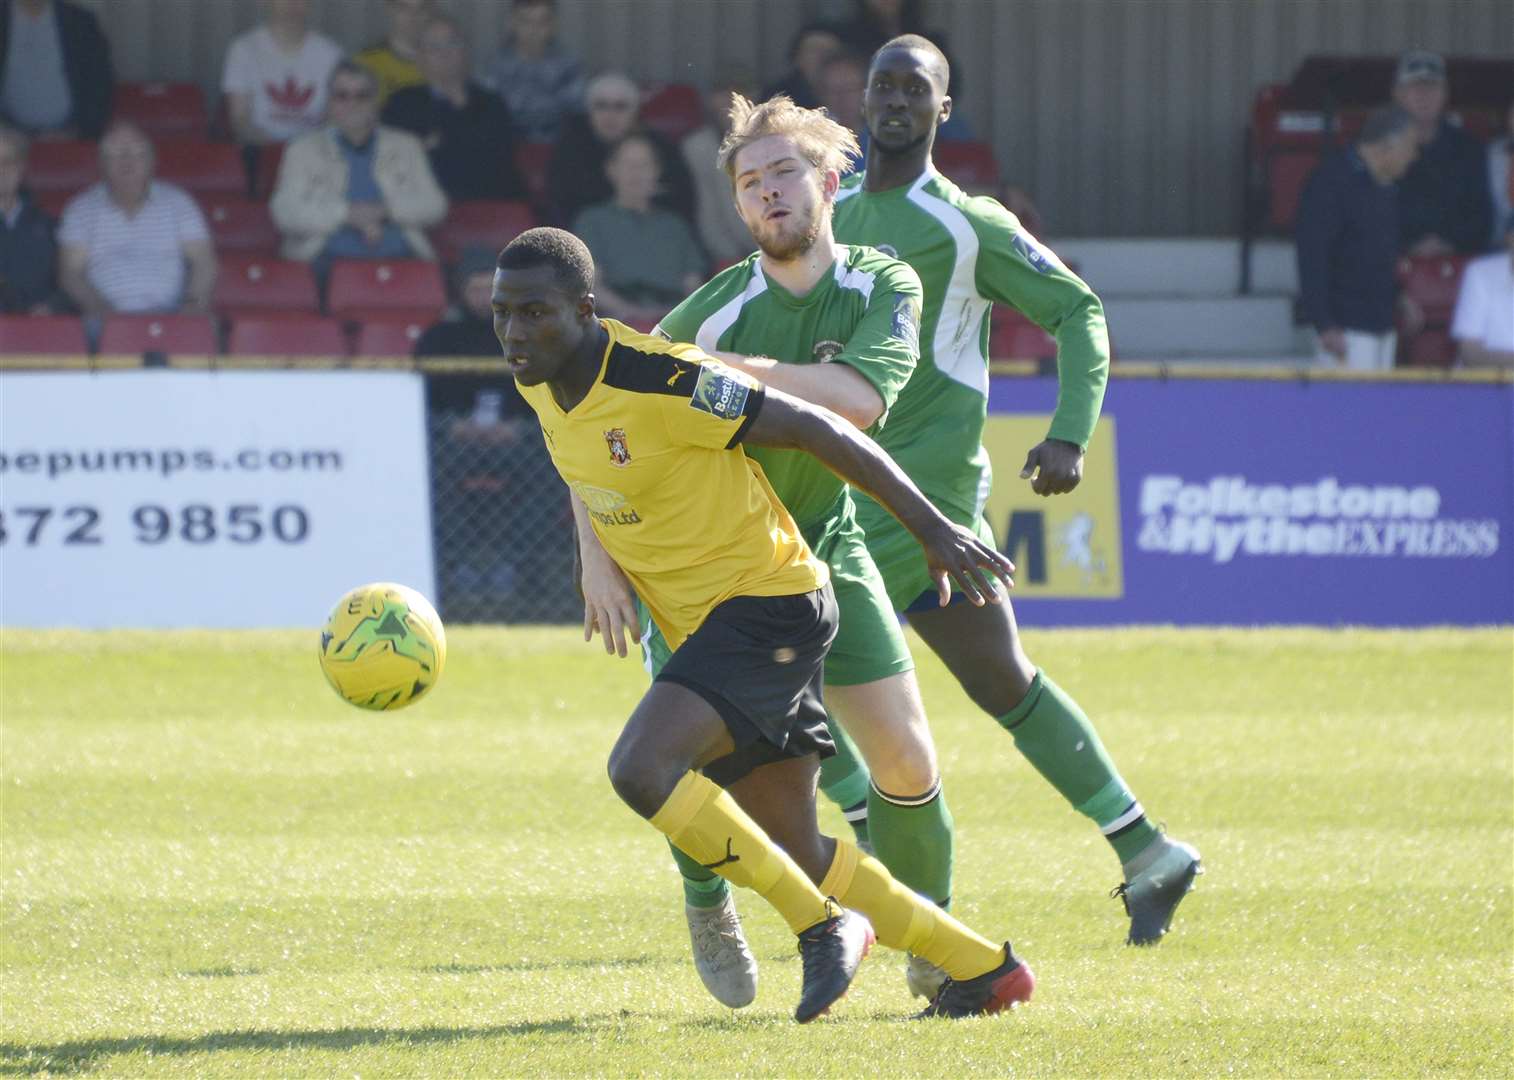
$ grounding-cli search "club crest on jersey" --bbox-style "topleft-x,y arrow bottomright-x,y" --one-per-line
690,365 -> 751,419
604,427 -> 631,467
812,340 -> 845,363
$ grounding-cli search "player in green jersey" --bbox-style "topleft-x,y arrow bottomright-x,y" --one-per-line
574,93 -> 974,1008
827,34 -> 1202,949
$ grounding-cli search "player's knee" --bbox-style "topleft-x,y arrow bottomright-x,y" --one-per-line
869,748 -> 939,799
606,742 -> 674,818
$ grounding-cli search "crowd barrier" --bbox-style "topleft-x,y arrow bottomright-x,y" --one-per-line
1,361 -> 1509,628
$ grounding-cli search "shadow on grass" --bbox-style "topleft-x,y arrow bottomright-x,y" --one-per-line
420,954 -> 661,975
0,1020 -> 592,1076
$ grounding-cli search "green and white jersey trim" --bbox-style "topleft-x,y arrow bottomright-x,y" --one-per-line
690,252 -> 880,352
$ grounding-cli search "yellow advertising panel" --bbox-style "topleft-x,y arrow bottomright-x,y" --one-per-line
980,416 -> 1123,598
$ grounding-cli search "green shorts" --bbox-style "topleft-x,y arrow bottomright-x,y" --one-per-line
854,495 -> 997,614
640,499 -> 913,688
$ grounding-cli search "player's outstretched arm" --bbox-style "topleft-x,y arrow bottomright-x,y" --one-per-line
710,350 -> 886,430
744,389 -> 1014,606
569,491 -> 641,658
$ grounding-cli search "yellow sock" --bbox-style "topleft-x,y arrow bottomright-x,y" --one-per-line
649,771 -> 831,935
820,837 -> 1004,980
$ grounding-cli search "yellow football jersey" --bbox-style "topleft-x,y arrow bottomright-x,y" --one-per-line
516,319 -> 829,651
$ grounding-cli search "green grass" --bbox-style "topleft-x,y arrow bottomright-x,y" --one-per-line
2,626 -> 1511,1077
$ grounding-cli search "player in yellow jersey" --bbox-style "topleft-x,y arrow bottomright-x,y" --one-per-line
495,226 -> 1034,1021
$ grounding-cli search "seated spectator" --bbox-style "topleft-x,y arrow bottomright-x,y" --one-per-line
479,0 -> 583,143
356,0 -> 433,106
382,15 -> 523,202
0,124 -> 59,312
761,23 -> 844,112
682,72 -> 756,266
837,0 -> 962,100
270,60 -> 447,265
574,133 -> 705,325
222,0 -> 344,147
57,123 -> 216,317
1451,212 -> 1514,368
1296,106 -> 1420,370
818,50 -> 868,172
0,0 -> 111,139
547,71 -> 694,226
1392,50 -> 1493,257
1486,101 -> 1513,251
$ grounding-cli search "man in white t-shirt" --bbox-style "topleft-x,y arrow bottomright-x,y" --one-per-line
1451,212 -> 1514,368
58,122 -> 216,316
222,0 -> 343,145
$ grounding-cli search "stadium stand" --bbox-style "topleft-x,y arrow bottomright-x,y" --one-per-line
199,196 -> 281,255
212,255 -> 320,319
353,318 -> 429,357
514,141 -> 554,210
989,306 -> 1057,361
326,259 -> 447,324
1395,253 -> 1470,368
640,83 -> 703,143
98,314 -> 218,356
227,315 -> 348,357
154,139 -> 248,195
112,82 -> 209,139
430,200 -> 535,265
23,139 -> 99,193
934,140 -> 1001,193
0,315 -> 90,355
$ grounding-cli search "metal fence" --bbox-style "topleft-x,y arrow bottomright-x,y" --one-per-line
425,372 -> 578,624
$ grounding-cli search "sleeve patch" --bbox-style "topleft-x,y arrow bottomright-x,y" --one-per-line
689,365 -> 752,420
1011,233 -> 1056,275
892,293 -> 921,354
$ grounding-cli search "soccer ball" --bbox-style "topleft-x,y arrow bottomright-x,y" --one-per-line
319,582 -> 447,711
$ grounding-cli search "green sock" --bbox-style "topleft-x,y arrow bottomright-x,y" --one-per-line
998,670 -> 1160,865
669,838 -> 729,908
819,718 -> 872,848
866,779 -> 954,907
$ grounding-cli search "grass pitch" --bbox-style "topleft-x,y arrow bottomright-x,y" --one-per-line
2,626 -> 1510,1077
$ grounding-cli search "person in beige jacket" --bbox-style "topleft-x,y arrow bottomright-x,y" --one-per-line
270,59 -> 447,264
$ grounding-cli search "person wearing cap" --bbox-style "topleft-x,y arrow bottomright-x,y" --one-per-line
1295,105 -> 1421,370
1450,211 -> 1514,368
1391,50 -> 1493,257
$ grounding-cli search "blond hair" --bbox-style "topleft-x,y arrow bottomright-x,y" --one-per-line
716,94 -> 859,181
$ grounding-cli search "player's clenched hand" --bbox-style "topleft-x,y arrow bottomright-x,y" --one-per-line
921,520 -> 1016,607
579,543 -> 640,658
1020,439 -> 1085,497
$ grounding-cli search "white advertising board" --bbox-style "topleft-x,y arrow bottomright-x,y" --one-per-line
0,371 -> 435,628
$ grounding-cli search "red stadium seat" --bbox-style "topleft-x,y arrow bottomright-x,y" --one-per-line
1397,255 -> 1469,327
199,195 -> 280,254
114,82 -> 209,138
989,306 -> 1056,360
641,83 -> 704,142
98,314 -> 218,356
1398,328 -> 1457,369
252,143 -> 285,199
154,139 -> 247,195
213,254 -> 320,318
0,315 -> 90,355
326,259 -> 447,323
431,200 -> 535,265
30,189 -> 73,219
228,315 -> 348,357
24,139 -> 98,192
353,318 -> 429,357
515,141 -> 553,208
934,141 -> 1001,192
1265,150 -> 1321,232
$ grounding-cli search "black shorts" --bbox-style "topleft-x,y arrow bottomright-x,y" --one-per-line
658,585 -> 839,787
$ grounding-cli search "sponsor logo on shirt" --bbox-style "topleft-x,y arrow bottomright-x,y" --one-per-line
812,340 -> 845,363
1011,233 -> 1055,275
266,77 -> 316,120
689,366 -> 750,420
572,481 -> 642,526
891,293 -> 921,354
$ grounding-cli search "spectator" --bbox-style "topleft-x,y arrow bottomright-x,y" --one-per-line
1295,106 -> 1420,371
57,122 -> 215,317
818,50 -> 868,171
1451,212 -> 1514,368
270,60 -> 447,265
837,0 -> 960,97
682,72 -> 755,267
356,0 -> 433,105
0,124 -> 58,312
0,0 -> 111,139
221,0 -> 343,147
1486,101 -> 1513,251
546,71 -> 694,226
479,0 -> 584,143
383,15 -> 523,202
761,23 -> 844,111
1392,50 -> 1493,257
574,133 -> 705,325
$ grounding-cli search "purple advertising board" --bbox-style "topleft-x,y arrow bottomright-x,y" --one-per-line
986,374 -> 1514,626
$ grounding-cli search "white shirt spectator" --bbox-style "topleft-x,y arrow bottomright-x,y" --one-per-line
221,26 -> 343,143
58,180 -> 208,312
1450,251 -> 1514,354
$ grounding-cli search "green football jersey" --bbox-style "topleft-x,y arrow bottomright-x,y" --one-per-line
833,168 -> 1110,524
654,244 -> 923,533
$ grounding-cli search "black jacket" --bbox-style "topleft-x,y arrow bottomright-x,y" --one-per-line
1295,148 -> 1399,334
382,82 -> 524,202
0,194 -> 58,313
545,116 -> 695,228
0,0 -> 113,138
1397,119 -> 1494,255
